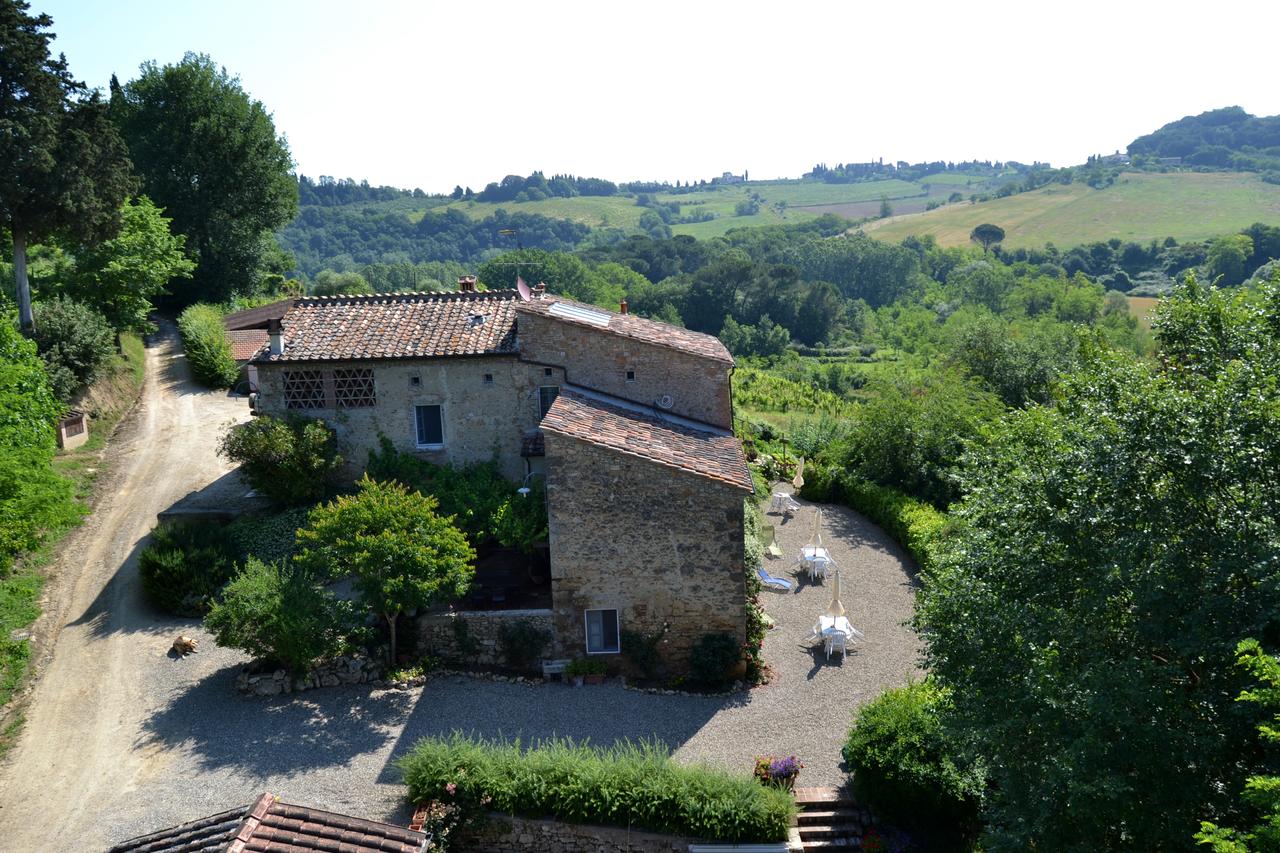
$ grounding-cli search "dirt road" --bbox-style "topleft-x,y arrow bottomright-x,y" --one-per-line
0,325 -> 250,849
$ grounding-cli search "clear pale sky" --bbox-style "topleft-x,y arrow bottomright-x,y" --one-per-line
38,0 -> 1280,194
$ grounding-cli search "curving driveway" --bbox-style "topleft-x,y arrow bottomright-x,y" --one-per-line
0,328 -> 920,850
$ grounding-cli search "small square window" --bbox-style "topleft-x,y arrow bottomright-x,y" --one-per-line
585,609 -> 620,654
484,373 -> 494,384
410,376 -> 421,387
625,370 -> 636,381
415,404 -> 444,448
543,367 -> 553,377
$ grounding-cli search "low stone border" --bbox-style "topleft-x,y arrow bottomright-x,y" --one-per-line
235,656 -> 382,697
383,667 -> 751,699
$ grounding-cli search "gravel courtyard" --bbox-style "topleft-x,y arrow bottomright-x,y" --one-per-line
0,326 -> 919,849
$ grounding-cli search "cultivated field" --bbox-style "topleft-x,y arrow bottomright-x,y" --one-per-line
861,172 -> 1280,249
1127,295 -> 1160,330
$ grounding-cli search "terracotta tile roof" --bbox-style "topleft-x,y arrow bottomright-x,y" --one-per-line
541,388 -> 752,491
223,299 -> 297,331
107,793 -> 429,853
227,329 -> 268,362
253,291 -> 520,363
516,294 -> 733,364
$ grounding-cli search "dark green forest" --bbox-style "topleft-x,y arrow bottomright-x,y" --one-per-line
1128,105 -> 1280,172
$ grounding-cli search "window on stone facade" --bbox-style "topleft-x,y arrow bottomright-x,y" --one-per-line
484,373 -> 494,384
538,385 -> 559,418
283,370 -> 327,410
333,368 -> 376,408
543,368 -> 553,377
585,609 -> 620,654
626,370 -> 636,381
415,404 -> 444,448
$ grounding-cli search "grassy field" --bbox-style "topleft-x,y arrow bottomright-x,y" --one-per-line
861,171 -> 1280,249
1126,295 -> 1160,331
393,178 -> 950,239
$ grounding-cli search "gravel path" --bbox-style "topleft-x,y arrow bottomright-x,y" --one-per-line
0,329 -> 920,849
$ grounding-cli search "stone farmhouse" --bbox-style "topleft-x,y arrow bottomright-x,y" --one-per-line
246,278 -> 751,672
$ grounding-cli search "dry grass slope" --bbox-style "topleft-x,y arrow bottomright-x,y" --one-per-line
861,172 -> 1280,249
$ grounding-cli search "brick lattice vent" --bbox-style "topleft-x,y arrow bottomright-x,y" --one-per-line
793,787 -> 878,850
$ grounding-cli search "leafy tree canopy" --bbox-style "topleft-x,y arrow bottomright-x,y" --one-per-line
918,273 -> 1280,849
0,0 -> 135,331
112,53 -> 298,304
969,223 -> 1005,251
296,476 -> 474,664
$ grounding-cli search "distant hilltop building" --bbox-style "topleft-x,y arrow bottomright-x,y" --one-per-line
719,171 -> 747,184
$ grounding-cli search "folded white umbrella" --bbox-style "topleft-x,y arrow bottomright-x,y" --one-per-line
825,568 -> 846,618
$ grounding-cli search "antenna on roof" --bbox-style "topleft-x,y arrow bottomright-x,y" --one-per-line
516,276 -> 532,302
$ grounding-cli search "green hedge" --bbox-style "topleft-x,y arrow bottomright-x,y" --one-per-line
396,734 -> 795,843
799,464 -> 946,574
177,304 -> 238,388
842,680 -> 984,848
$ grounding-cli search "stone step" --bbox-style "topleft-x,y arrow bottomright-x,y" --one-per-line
799,825 -> 862,839
799,838 -> 860,849
796,808 -> 864,825
793,786 -> 851,806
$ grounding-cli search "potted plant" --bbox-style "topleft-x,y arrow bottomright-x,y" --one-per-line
582,658 -> 607,685
565,658 -> 588,687
754,754 -> 804,792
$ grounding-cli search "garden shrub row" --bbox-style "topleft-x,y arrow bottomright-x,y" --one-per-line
177,303 -> 238,388
799,463 -> 946,574
396,734 -> 796,843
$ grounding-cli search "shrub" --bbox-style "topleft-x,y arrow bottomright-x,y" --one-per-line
225,505 -> 311,564
137,521 -> 238,615
621,628 -> 663,680
218,415 -> 340,506
396,734 -> 796,843
690,632 -> 742,690
0,321 -> 75,574
366,435 -> 510,544
498,619 -> 550,670
32,297 -> 116,401
177,303 -> 238,388
204,557 -> 351,674
842,680 -> 983,847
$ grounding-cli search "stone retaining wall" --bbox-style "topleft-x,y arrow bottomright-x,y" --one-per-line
235,655 -> 381,697
456,813 -> 694,853
416,609 -> 555,669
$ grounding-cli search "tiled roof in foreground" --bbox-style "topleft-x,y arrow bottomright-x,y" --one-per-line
517,294 -> 733,364
541,387 -> 752,491
254,290 -> 520,363
107,793 -> 429,853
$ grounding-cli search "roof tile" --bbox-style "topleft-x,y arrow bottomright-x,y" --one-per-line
517,294 -> 733,364
254,291 -> 519,363
541,389 -> 751,490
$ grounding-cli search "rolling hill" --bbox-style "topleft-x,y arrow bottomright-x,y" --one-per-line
860,171 -> 1280,249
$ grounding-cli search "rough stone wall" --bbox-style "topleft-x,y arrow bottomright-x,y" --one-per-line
543,432 -> 746,673
517,312 -> 732,428
416,609 -> 554,669
457,813 -> 694,853
255,357 -> 564,480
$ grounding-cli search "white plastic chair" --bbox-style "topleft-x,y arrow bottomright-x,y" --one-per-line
827,631 -> 847,660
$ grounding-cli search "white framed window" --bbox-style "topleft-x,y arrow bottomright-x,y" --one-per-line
414,404 -> 444,449
584,608 -> 620,654
538,385 -> 560,418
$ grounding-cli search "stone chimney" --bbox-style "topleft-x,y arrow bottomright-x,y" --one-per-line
619,299 -> 629,315
457,275 -> 477,293
267,318 -> 284,356
532,282 -> 546,299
